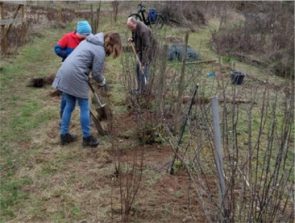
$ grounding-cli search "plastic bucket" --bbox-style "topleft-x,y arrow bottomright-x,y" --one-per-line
230,71 -> 245,85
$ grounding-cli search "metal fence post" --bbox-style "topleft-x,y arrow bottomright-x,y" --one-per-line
211,96 -> 227,221
175,31 -> 189,132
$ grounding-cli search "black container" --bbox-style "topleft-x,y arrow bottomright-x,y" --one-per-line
230,71 -> 245,85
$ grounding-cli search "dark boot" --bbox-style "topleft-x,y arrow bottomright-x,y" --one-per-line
83,135 -> 99,147
60,133 -> 77,145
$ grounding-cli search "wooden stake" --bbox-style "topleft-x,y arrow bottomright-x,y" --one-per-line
0,2 -> 5,55
175,31 -> 189,132
157,45 -> 168,118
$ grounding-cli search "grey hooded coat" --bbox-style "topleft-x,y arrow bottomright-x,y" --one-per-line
52,33 -> 105,99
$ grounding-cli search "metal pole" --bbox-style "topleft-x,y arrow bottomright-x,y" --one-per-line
175,31 -> 189,132
211,96 -> 226,221
170,85 -> 198,174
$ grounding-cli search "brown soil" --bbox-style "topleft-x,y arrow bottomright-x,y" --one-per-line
12,94 -> 212,222
97,111 -> 209,222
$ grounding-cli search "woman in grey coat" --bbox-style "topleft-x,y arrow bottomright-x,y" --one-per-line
52,32 -> 122,147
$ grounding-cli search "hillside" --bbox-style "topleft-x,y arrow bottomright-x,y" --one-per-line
0,1 -> 294,222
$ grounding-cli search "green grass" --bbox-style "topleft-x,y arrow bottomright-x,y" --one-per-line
0,176 -> 33,220
0,15 -> 128,220
0,26 -> 68,221
9,100 -> 55,139
0,7 -> 293,222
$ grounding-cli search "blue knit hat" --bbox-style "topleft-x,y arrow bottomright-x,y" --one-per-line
76,20 -> 92,36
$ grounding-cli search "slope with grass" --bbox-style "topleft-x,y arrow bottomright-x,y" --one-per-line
0,11 -> 292,223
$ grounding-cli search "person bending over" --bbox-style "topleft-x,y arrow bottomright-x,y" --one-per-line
52,32 -> 122,147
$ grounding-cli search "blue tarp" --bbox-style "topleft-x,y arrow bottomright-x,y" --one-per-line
167,44 -> 199,61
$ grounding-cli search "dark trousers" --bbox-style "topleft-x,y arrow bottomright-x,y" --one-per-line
136,63 -> 149,93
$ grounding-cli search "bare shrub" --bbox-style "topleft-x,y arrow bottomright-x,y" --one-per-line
2,3 -> 78,55
163,82 -> 294,221
5,22 -> 31,54
211,1 -> 294,79
115,147 -> 144,222
120,23 -> 294,220
158,1 -> 207,29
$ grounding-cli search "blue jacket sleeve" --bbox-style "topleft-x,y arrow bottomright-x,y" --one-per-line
54,44 -> 67,60
54,45 -> 74,61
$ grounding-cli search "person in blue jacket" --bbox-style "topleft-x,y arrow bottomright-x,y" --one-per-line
55,20 -> 92,61
52,32 -> 122,147
54,20 -> 92,121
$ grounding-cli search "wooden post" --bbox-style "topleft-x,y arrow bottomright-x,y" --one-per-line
0,1 -> 5,55
157,44 -> 168,118
96,1 -> 101,32
58,7 -> 62,23
21,4 -> 24,21
90,4 -> 93,31
232,61 -> 236,70
175,31 -> 189,132
112,1 -> 119,23
110,10 -> 113,28
5,4 -> 22,36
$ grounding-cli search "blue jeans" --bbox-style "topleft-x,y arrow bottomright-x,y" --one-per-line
136,63 -> 149,92
60,93 -> 66,119
60,93 -> 90,138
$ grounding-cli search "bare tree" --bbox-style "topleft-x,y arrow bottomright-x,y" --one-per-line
112,1 -> 119,23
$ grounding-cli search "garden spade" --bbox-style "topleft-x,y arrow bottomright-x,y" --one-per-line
88,80 -> 109,121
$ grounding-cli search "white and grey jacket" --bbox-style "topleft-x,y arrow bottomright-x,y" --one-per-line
52,33 -> 105,99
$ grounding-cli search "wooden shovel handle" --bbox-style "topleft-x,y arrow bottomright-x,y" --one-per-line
88,81 -> 105,107
130,43 -> 144,73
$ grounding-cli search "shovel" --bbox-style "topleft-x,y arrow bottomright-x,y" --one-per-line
88,80 -> 110,121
